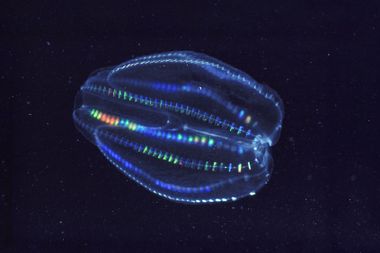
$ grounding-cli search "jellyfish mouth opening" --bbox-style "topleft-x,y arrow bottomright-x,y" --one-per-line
251,135 -> 271,167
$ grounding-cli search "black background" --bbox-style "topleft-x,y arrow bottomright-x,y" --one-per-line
3,0 -> 379,252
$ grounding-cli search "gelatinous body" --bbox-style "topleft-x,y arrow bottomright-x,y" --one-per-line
73,51 -> 284,204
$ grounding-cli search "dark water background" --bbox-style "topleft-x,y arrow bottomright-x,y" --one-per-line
3,1 -> 379,252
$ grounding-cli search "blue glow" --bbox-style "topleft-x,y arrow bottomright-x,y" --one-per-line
100,143 -> 211,193
73,51 -> 284,204
238,110 -> 245,118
